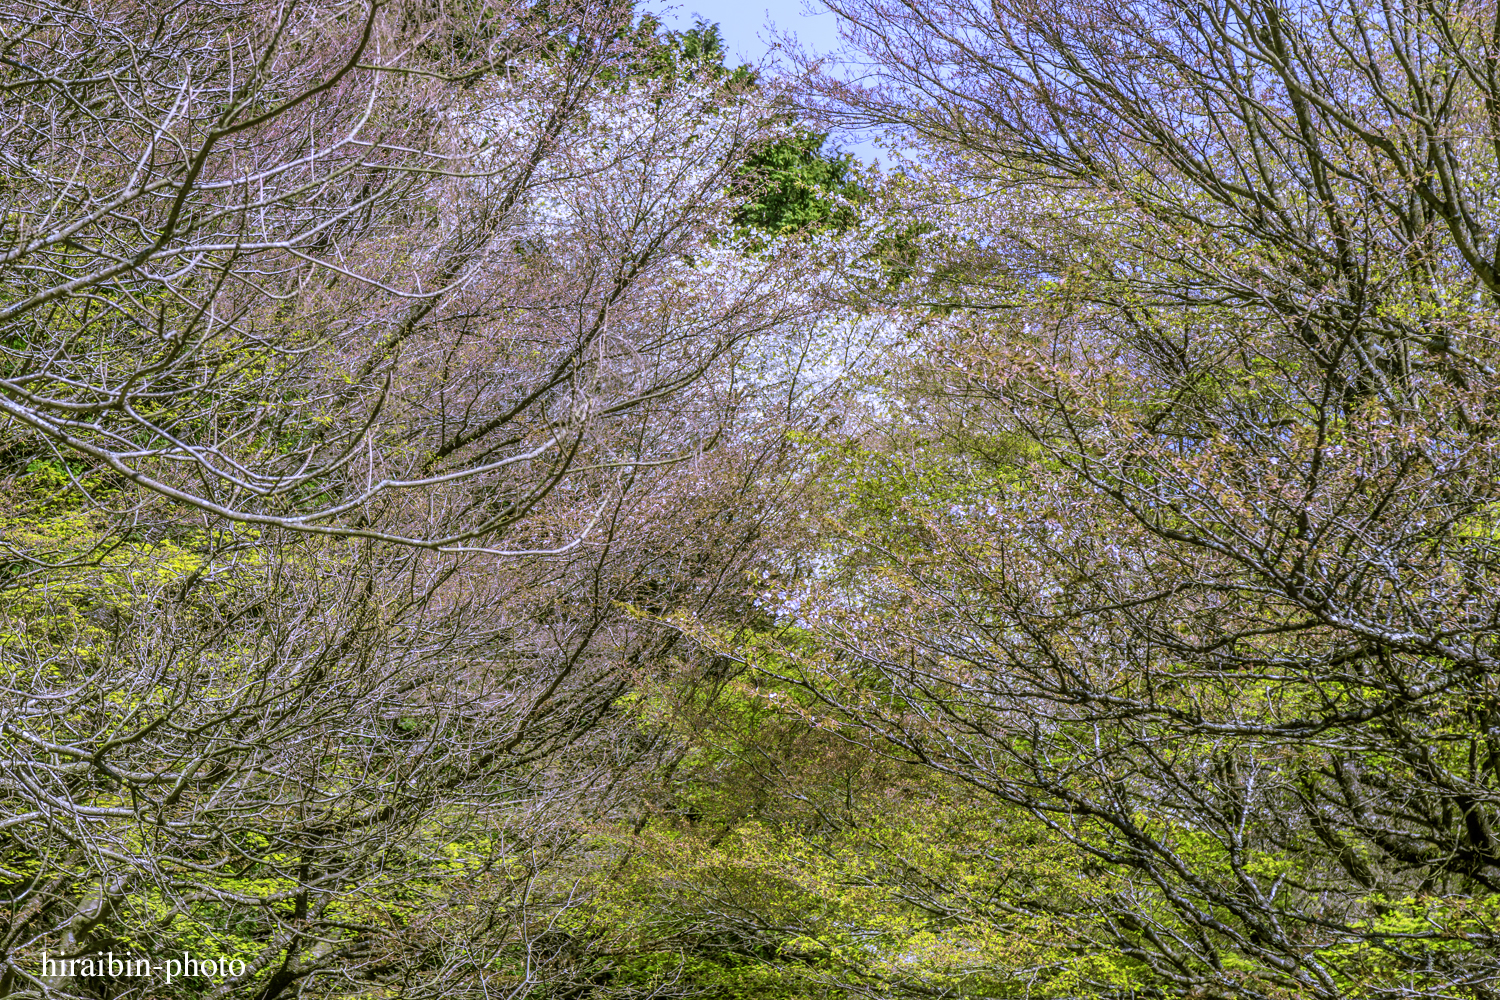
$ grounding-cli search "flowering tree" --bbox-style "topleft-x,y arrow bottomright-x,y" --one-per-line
0,2 -> 826,997
672,0 -> 1500,997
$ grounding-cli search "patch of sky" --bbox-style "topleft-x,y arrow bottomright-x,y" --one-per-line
636,0 -> 887,166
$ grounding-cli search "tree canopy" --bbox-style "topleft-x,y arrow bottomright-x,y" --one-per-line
4,1 -> 1500,999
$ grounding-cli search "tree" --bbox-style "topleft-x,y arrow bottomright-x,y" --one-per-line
0,2 -> 821,997
733,129 -> 862,237
644,18 -> 866,239
682,0 -> 1500,997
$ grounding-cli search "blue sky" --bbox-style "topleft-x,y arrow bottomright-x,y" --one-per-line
637,0 -> 887,164
637,0 -> 845,68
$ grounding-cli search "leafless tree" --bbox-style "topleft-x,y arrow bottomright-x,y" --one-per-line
730,0 -> 1500,997
0,0 -> 794,551
0,1 -> 821,996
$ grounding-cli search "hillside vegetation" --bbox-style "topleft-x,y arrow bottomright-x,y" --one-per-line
2,1 -> 1499,999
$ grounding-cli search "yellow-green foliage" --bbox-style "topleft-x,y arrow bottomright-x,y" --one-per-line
572,792 -> 1145,999
0,460 -> 261,653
